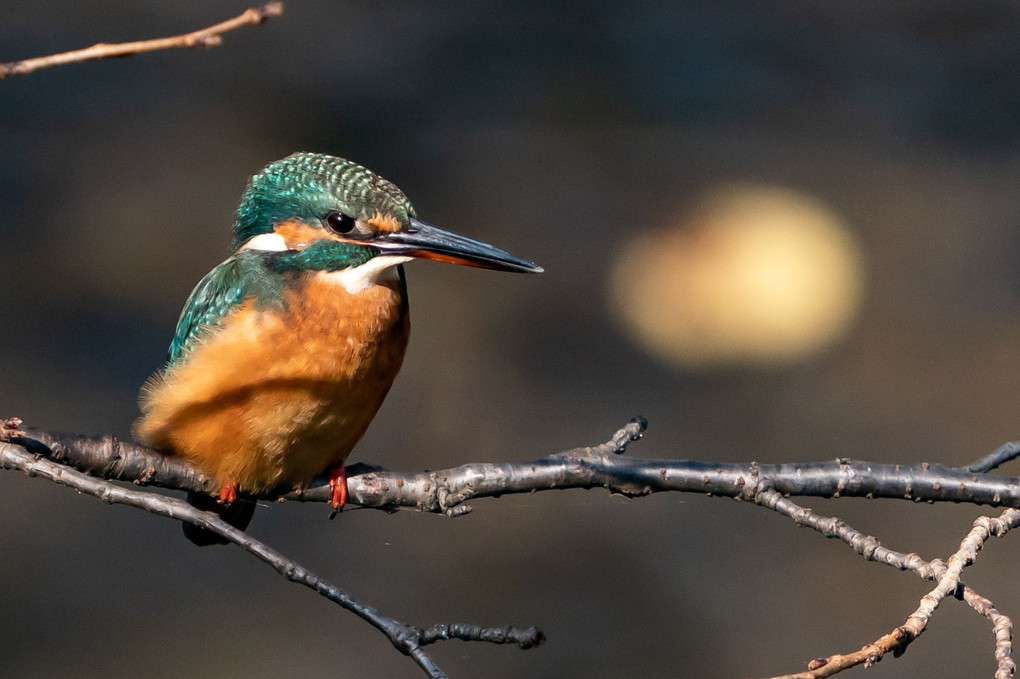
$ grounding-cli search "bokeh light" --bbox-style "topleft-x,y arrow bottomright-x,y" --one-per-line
609,185 -> 865,368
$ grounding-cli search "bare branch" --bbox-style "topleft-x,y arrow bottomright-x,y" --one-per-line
757,490 -> 1018,678
757,490 -> 940,576
963,588 -> 1016,679
11,423 -> 1020,513
965,441 -> 1020,474
5,418 -> 1020,677
418,623 -> 545,649
0,3 -> 284,80
0,441 -> 542,679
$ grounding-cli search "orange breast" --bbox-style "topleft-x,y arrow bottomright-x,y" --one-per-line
135,274 -> 410,494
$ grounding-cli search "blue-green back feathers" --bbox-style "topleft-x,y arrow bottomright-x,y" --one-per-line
232,153 -> 416,249
167,252 -> 277,367
166,243 -> 380,368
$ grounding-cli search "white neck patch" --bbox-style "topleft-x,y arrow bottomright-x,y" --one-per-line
239,233 -> 289,252
322,255 -> 413,294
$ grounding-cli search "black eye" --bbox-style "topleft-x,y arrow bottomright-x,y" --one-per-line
325,211 -> 356,234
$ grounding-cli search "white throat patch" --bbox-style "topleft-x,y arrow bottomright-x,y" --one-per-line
239,233 -> 288,252
322,255 -> 413,294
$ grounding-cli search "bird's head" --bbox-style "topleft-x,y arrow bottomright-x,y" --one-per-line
231,153 -> 541,289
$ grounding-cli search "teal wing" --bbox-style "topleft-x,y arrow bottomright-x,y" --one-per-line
166,252 -> 278,368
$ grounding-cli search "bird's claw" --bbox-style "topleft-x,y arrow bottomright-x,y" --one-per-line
328,463 -> 348,518
218,480 -> 238,505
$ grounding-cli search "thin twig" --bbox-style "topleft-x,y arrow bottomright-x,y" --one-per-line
418,623 -> 546,649
0,3 -> 284,79
962,588 -> 1016,679
0,442 -> 543,679
965,442 -> 1020,474
758,489 -> 940,575
756,490 -> 1018,678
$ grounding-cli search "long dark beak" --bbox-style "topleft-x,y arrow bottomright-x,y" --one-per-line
373,218 -> 543,273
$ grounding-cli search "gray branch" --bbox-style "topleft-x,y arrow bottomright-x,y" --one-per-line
4,414 -> 1019,679
8,418 -> 1020,515
0,435 -> 543,679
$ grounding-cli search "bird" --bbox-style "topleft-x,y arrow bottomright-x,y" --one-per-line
134,152 -> 541,545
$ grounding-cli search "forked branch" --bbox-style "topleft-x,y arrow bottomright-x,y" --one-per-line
0,436 -> 543,679
757,490 -> 1017,678
3,416 -> 1018,678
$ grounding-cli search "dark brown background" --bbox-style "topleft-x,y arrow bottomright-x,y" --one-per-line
2,2 -> 1019,677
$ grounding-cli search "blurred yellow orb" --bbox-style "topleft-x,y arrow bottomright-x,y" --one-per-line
608,185 -> 864,368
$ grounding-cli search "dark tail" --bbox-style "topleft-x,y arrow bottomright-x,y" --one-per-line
183,491 -> 256,546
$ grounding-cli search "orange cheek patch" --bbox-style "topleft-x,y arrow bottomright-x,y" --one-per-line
274,220 -> 326,248
366,212 -> 402,233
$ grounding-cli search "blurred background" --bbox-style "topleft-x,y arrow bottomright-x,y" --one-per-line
2,2 -> 1019,677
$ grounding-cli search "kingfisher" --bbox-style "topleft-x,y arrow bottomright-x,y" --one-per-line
134,152 -> 541,545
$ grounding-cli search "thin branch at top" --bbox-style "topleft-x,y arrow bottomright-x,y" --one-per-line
0,2 -> 284,80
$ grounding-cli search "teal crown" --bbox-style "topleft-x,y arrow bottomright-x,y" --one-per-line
232,153 -> 416,249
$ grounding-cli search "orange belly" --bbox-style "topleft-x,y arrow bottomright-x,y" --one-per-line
134,274 -> 409,494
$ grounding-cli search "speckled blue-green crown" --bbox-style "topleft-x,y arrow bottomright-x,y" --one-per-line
232,153 -> 416,248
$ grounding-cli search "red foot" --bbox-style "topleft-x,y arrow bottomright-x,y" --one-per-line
219,480 -> 238,505
328,463 -> 348,511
